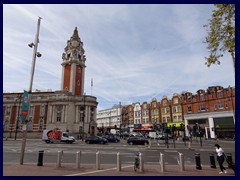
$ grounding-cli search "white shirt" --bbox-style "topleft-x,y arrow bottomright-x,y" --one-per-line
216,147 -> 224,156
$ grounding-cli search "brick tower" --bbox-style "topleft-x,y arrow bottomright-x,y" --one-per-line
61,27 -> 86,95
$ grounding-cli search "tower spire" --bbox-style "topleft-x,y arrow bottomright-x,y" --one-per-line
61,27 -> 86,96
71,27 -> 80,40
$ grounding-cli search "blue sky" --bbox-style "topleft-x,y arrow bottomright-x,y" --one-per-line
3,4 -> 235,111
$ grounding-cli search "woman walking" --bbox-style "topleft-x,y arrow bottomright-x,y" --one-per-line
215,144 -> 227,174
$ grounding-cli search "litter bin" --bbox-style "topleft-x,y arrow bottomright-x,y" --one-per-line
209,153 -> 216,168
226,153 -> 233,168
195,153 -> 202,170
37,150 -> 44,166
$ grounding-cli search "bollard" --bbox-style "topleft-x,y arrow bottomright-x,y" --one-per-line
37,150 -> 44,166
178,152 -> 185,171
226,153 -> 233,168
209,153 -> 216,168
96,151 -> 100,170
56,150 -> 63,167
76,151 -> 81,169
195,153 -> 202,170
159,153 -> 165,172
117,152 -> 121,172
139,153 -> 143,172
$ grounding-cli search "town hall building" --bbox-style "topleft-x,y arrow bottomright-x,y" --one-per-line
3,27 -> 98,139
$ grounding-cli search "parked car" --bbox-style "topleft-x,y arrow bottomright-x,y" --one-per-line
85,136 -> 108,144
102,135 -> 120,143
127,136 -> 149,145
122,132 -> 130,138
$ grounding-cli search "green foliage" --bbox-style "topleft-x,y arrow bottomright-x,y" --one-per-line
204,4 -> 235,68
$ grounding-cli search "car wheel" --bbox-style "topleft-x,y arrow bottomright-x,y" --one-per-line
86,141 -> 90,144
115,140 -> 118,143
129,142 -> 133,145
101,141 -> 104,144
144,142 -> 148,146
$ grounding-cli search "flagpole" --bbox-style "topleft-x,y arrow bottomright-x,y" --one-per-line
91,78 -> 93,96
20,17 -> 42,165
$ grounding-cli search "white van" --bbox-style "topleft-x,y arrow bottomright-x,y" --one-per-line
42,129 -> 75,144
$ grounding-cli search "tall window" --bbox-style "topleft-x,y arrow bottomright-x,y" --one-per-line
39,117 -> 44,130
200,94 -> 205,101
163,100 -> 167,106
153,102 -> 156,108
187,106 -> 192,112
217,91 -> 222,98
57,112 -> 61,122
173,116 -> 177,122
178,106 -> 182,112
167,116 -> 170,122
161,108 -> 165,114
173,98 -> 178,104
173,106 -> 177,113
4,118 -> 9,130
40,104 -> 45,116
187,96 -> 191,102
29,106 -> 34,116
27,118 -> 33,131
166,107 -> 170,113
6,105 -> 11,115
225,102 -> 228,108
56,105 -> 63,122
178,115 -> 182,121
200,105 -> 205,111
218,102 -> 223,109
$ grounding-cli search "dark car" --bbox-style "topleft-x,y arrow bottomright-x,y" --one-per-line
85,136 -> 108,144
127,136 -> 149,145
102,135 -> 120,143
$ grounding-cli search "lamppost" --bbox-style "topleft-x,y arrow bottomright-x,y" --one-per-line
20,17 -> 42,165
81,94 -> 85,141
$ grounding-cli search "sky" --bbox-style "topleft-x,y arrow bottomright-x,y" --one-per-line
3,4 -> 235,111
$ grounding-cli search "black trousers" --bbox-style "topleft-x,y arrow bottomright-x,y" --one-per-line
217,155 -> 226,172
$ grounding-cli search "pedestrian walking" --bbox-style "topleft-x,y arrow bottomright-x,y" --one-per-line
215,144 -> 227,174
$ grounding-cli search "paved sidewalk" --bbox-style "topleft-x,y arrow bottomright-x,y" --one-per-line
3,163 -> 235,176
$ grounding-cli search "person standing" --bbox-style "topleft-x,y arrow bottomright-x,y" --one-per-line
215,144 -> 227,174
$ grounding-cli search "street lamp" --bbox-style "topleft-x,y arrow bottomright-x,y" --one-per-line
20,17 -> 42,165
80,94 -> 85,141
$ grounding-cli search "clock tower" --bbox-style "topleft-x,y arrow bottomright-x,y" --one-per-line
61,27 -> 86,96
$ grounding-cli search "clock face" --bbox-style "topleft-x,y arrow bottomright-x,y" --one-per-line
72,40 -> 79,47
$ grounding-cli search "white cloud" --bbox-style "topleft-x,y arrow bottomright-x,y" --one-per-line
3,4 -> 235,111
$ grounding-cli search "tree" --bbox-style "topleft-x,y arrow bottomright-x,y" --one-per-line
204,4 -> 235,73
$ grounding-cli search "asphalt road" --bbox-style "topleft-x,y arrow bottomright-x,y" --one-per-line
3,138 -> 235,167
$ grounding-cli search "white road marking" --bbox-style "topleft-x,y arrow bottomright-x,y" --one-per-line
64,165 -> 133,176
